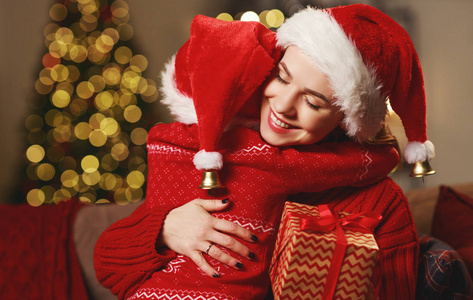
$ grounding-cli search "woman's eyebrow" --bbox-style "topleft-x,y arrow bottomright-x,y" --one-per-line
280,62 -> 329,103
279,62 -> 292,78
304,88 -> 329,103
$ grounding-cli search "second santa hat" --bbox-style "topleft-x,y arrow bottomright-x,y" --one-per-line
277,4 -> 435,167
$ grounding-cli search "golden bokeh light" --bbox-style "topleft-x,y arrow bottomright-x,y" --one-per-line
123,105 -> 142,123
99,173 -> 118,190
69,45 -> 88,63
111,143 -> 129,161
95,91 -> 114,110
51,89 -> 71,108
44,23 -> 60,41
89,75 -> 106,92
81,155 -> 100,173
100,117 -> 119,136
61,169 -> 80,188
96,34 -> 115,53
36,163 -> 56,181
70,98 -> 88,117
78,0 -> 98,15
103,28 -> 120,44
82,170 -> 101,186
50,64 -> 69,82
35,79 -> 54,95
76,81 -> 95,99
126,170 -> 145,188
129,55 -> 148,72
130,127 -> 147,145
52,188 -> 72,204
55,27 -> 74,44
74,122 -> 92,140
89,129 -> 107,147
101,153 -> 119,171
80,14 -> 98,32
39,68 -> 55,85
114,46 -> 133,64
26,144 -> 45,163
27,189 -> 46,207
49,40 -> 68,58
57,81 -> 74,95
116,23 -> 133,41
216,13 -> 233,22
89,113 -> 105,129
49,3 -> 68,21
266,9 -> 285,28
53,124 -> 73,142
102,64 -> 122,85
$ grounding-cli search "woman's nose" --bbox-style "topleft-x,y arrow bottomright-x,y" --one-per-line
273,91 -> 297,117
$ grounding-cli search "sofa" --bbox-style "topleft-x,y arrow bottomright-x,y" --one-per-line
72,181 -> 473,299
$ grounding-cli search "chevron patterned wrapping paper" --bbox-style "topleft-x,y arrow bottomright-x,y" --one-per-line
269,202 -> 379,300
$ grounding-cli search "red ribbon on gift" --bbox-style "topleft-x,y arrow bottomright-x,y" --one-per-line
287,204 -> 382,300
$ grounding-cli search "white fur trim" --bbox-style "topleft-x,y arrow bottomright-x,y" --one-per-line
160,55 -> 197,124
193,150 -> 223,171
403,140 -> 435,164
277,8 -> 387,141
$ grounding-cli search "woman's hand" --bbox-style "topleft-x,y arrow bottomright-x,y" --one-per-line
157,198 -> 258,277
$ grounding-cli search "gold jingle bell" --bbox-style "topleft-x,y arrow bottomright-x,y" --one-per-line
199,171 -> 225,190
409,160 -> 436,177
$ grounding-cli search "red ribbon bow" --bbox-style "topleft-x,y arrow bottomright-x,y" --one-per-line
287,204 -> 382,300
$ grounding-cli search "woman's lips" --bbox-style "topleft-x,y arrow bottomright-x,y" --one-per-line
267,109 -> 298,134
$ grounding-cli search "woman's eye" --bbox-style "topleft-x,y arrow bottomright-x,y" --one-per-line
275,74 -> 288,85
304,98 -> 320,110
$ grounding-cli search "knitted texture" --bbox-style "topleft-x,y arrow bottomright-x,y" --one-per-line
93,122 -> 399,300
94,203 -> 176,300
0,199 -> 87,300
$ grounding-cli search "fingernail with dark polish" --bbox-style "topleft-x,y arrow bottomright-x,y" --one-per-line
251,234 -> 258,242
222,198 -> 229,204
213,273 -> 219,278
248,252 -> 255,259
235,262 -> 243,269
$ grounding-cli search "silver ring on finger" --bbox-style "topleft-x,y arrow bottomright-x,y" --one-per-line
205,243 -> 214,255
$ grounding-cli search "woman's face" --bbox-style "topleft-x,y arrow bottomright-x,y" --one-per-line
260,46 -> 344,147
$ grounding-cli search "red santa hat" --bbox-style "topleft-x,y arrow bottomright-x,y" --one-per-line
160,15 -> 280,174
276,4 -> 435,165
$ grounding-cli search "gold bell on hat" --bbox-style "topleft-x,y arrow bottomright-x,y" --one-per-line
409,160 -> 436,177
199,171 -> 225,190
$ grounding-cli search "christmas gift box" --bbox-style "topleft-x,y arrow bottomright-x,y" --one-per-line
270,202 -> 382,300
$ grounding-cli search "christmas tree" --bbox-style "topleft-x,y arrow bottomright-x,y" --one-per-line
17,0 -> 159,206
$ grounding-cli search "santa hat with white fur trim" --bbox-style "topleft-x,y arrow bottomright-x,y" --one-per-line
160,15 -> 280,181
277,4 -> 435,169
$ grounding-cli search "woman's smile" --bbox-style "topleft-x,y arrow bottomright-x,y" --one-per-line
268,109 -> 298,133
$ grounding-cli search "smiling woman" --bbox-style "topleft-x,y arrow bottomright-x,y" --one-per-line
260,46 -> 344,147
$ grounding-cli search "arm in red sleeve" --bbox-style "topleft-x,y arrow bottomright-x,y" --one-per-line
93,203 -> 176,300
275,141 -> 400,194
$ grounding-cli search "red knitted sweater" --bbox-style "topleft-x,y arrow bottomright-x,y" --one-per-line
94,123 -> 417,299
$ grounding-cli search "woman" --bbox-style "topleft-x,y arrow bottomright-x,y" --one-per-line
94,4 -> 434,299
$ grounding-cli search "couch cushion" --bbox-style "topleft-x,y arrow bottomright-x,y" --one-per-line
431,186 -> 473,277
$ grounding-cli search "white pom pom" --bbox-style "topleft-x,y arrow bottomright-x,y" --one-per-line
193,150 -> 223,171
403,140 -> 435,164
